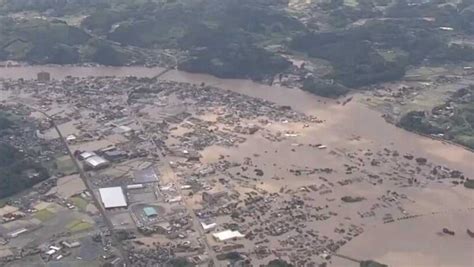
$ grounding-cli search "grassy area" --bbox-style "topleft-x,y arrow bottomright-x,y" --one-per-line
378,49 -> 408,62
465,179 -> 474,189
70,196 -> 88,211
55,156 -> 77,175
67,219 -> 92,232
34,209 -> 55,222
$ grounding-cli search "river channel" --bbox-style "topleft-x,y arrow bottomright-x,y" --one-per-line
1,65 -> 473,266
0,65 -> 472,175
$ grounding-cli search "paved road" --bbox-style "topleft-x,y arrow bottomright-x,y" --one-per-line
16,68 -> 218,266
16,102 -> 131,266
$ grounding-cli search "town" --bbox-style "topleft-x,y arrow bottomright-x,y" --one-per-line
0,71 -> 472,267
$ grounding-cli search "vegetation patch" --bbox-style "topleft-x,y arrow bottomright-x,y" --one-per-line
302,77 -> 350,98
398,86 -> 474,149
0,199 -> 7,208
0,113 -> 13,133
464,179 -> 474,189
0,143 -> 49,198
66,219 -> 92,232
165,257 -> 194,267
55,156 -> 77,176
70,196 -> 88,211
34,208 -> 55,222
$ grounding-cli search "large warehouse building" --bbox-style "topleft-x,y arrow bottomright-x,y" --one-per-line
98,187 -> 128,209
85,155 -> 109,169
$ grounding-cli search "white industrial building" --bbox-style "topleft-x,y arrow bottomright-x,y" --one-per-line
85,155 -> 109,169
126,184 -> 145,190
79,151 -> 96,160
212,230 -> 244,242
8,228 -> 28,238
99,187 -> 127,209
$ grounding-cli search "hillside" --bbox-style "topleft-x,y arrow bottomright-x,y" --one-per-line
0,0 -> 473,84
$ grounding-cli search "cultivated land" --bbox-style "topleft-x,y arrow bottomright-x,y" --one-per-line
0,67 -> 472,266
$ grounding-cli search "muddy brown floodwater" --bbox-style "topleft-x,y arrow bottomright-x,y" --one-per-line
1,65 -> 472,172
1,65 -> 473,266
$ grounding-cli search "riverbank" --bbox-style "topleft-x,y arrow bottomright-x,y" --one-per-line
1,68 -> 473,266
0,66 -> 474,266
0,65 -> 472,174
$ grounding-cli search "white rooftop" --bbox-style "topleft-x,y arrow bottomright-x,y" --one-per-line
66,134 -> 77,141
85,155 -> 108,167
80,151 -> 96,159
212,230 -> 244,241
201,222 -> 217,231
99,187 -> 127,209
118,125 -> 132,133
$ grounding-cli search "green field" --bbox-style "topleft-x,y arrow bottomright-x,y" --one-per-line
34,209 -> 55,222
70,196 -> 88,211
66,219 -> 92,232
55,156 -> 77,175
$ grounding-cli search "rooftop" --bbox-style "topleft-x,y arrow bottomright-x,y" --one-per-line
212,230 -> 244,241
99,187 -> 127,209
80,151 -> 96,159
143,207 -> 157,217
85,155 -> 108,168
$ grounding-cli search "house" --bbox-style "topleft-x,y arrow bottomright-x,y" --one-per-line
143,207 -> 158,218
126,184 -> 145,190
62,241 -> 80,248
84,155 -> 109,169
103,150 -> 128,161
79,151 -> 96,160
202,191 -> 228,203
8,228 -> 28,238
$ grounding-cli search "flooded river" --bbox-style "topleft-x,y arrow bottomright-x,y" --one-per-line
1,65 -> 472,175
1,65 -> 473,266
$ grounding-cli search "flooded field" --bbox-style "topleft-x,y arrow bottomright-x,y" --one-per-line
332,210 -> 474,267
